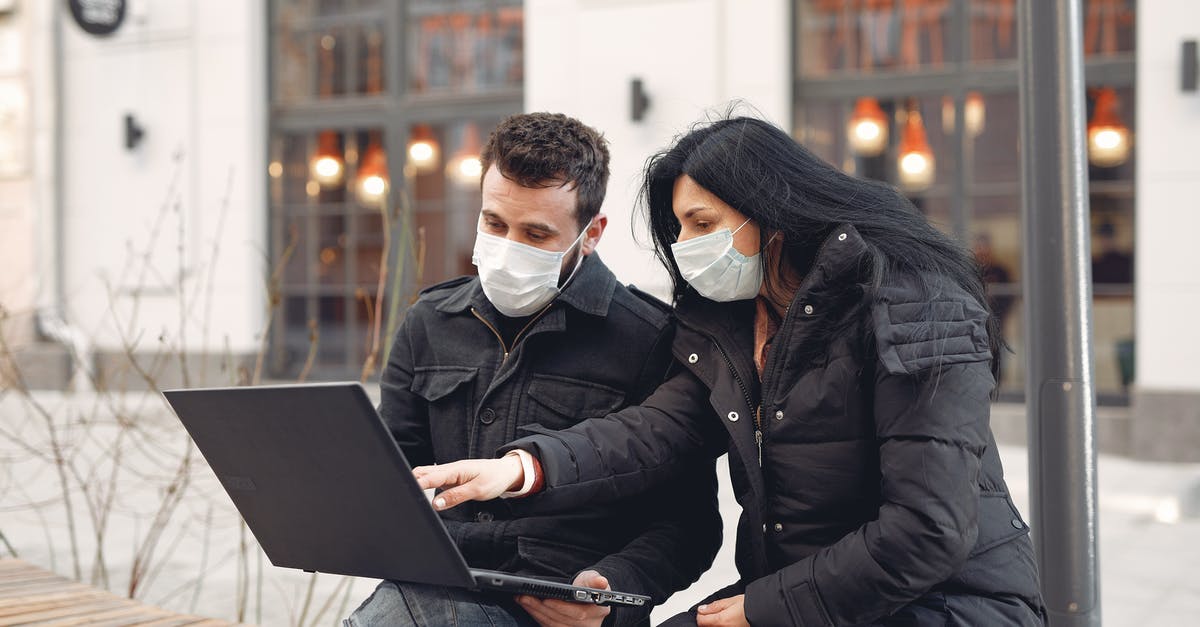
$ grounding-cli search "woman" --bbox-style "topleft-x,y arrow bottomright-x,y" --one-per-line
418,116 -> 1045,626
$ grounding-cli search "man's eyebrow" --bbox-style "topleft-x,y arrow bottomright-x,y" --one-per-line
683,206 -> 715,219
521,221 -> 558,234
481,209 -> 558,235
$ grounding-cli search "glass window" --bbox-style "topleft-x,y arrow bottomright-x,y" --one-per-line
794,0 -> 1136,401
268,1 -> 523,378
797,0 -> 956,77
407,2 -> 523,95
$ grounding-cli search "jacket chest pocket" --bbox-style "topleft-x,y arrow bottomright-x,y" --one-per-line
524,374 -> 625,431
411,366 -> 478,457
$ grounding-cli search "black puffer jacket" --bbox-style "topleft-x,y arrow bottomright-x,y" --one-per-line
508,226 -> 1045,626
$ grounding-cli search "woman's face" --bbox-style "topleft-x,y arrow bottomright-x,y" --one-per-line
672,175 -> 760,256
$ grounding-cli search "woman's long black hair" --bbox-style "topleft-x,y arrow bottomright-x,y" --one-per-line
640,114 -> 1005,377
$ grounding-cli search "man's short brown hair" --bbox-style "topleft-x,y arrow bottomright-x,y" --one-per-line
480,112 -> 610,230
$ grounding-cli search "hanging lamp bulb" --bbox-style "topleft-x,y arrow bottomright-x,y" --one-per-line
447,123 -> 483,186
1087,87 -> 1131,167
356,135 -> 388,207
407,124 -> 439,173
898,107 -> 935,192
847,97 -> 889,157
941,92 -> 986,138
310,130 -> 344,188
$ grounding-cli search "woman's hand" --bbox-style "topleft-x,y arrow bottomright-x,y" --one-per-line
696,595 -> 749,627
413,454 -> 524,510
515,570 -> 612,627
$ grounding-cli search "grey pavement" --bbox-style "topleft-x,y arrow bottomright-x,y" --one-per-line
3,390 -> 1199,626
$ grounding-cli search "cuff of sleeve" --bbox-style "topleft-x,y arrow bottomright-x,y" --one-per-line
745,566 -> 832,627
499,450 -> 543,498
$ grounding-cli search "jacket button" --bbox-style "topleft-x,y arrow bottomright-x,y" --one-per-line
688,353 -> 699,364
838,232 -> 847,241
774,523 -> 783,532
727,411 -> 739,422
803,304 -> 814,315
1011,518 -> 1024,529
480,408 -> 496,425
774,410 -> 784,420
476,511 -> 494,522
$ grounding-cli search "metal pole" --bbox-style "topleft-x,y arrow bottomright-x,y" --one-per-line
1017,1 -> 1100,625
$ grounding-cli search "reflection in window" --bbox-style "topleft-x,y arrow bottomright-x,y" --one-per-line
408,5 -> 523,94
798,0 -> 954,76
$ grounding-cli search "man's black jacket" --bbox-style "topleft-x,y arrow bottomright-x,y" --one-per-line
380,253 -> 722,626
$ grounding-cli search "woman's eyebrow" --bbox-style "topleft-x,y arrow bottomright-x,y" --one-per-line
682,206 -> 714,219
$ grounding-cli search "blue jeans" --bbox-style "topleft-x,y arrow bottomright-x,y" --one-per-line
345,580 -> 539,627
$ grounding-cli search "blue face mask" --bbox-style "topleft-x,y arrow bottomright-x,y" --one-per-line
670,218 -> 762,302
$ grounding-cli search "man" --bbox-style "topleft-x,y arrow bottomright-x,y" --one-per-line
346,113 -> 722,626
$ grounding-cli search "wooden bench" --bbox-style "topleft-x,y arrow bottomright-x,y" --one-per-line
0,558 -> 240,626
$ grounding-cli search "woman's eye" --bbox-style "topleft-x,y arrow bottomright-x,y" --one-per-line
695,222 -> 711,231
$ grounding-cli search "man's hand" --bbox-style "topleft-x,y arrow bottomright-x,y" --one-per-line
413,454 -> 524,510
515,570 -> 612,627
696,595 -> 749,627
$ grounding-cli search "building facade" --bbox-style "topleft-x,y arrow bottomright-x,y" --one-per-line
1,0 -> 1196,459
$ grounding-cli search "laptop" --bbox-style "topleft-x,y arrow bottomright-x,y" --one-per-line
161,382 -> 649,608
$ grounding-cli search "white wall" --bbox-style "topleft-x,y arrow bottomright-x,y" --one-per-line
1135,0 -> 1200,391
526,0 -> 790,299
59,0 -> 266,354
0,1 -> 36,345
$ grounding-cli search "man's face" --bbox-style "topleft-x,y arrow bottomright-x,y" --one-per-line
478,166 -> 606,282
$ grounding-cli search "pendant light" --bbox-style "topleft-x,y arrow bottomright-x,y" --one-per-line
847,97 -> 889,157
356,134 -> 388,207
353,32 -> 388,205
1087,87 -> 1131,167
941,92 -> 986,138
898,106 -> 935,192
309,35 -> 343,189
310,131 -> 344,188
447,123 -> 483,186
407,124 -> 439,173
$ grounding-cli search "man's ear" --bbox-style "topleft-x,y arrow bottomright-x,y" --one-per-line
581,213 -> 608,256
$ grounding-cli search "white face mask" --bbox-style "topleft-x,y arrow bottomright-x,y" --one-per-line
670,218 -> 762,302
472,226 -> 588,317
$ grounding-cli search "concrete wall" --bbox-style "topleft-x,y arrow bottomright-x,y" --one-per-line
58,0 -> 266,361
1132,0 -> 1200,460
525,0 -> 790,298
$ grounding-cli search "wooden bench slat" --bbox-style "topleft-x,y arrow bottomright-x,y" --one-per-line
0,561 -> 236,627
0,598 -> 131,626
19,603 -> 162,626
0,580 -> 93,600
0,590 -> 113,618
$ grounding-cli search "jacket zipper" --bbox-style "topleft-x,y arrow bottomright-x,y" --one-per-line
758,228 -> 842,440
470,303 -> 555,364
708,332 -> 763,467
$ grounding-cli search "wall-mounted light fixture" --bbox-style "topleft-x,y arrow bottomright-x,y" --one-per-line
631,78 -> 651,122
1183,40 -> 1198,93
124,114 -> 145,150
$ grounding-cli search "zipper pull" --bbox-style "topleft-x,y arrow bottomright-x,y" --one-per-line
755,429 -> 763,467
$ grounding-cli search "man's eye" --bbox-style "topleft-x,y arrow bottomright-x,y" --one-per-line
527,232 -> 547,242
